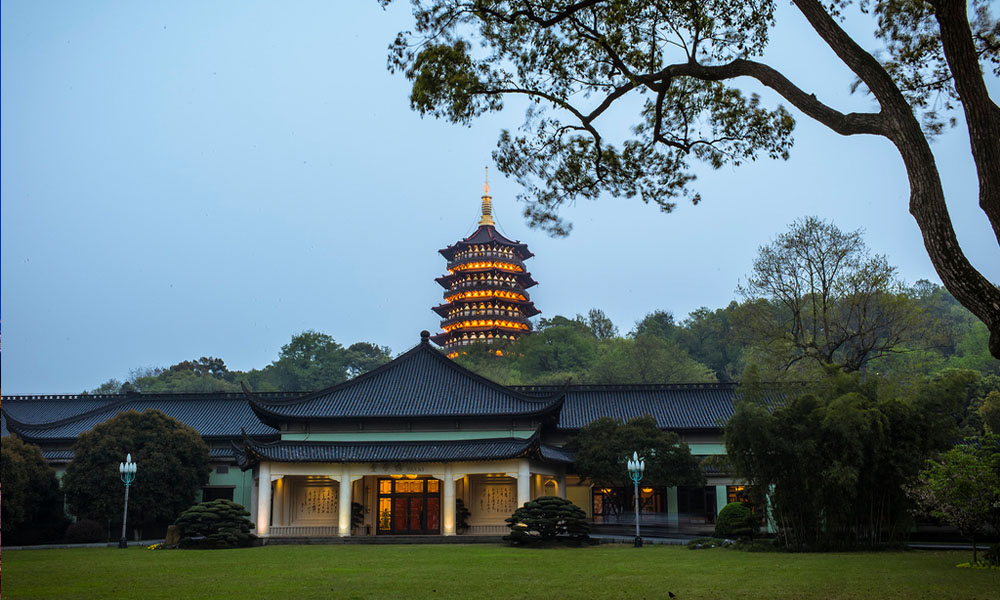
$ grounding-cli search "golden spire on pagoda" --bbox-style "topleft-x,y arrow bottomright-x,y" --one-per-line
479,166 -> 495,226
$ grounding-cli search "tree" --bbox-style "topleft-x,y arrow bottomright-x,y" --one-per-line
982,391 -> 1000,434
677,304 -> 744,382
168,357 -> 233,380
515,315 -> 599,381
343,342 -> 393,378
580,308 -> 618,340
62,410 -> 211,527
737,217 -> 919,372
587,335 -> 716,384
910,434 -> 1000,564
633,310 -> 679,341
571,416 -> 703,515
1,435 -> 68,544
386,0 -> 1000,359
265,330 -> 351,391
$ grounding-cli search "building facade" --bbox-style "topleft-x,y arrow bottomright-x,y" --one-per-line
2,331 -> 764,539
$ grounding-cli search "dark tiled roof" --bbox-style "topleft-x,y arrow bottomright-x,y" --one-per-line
236,434 -> 573,469
249,337 -> 562,425
513,384 -> 789,431
439,225 -> 534,260
2,392 -> 286,441
37,446 -> 238,464
41,449 -> 75,463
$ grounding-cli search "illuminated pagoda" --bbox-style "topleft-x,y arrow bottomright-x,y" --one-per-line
431,172 -> 540,351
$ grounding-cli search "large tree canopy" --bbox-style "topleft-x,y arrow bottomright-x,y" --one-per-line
738,216 -> 920,372
386,0 -> 1000,358
62,410 -> 211,524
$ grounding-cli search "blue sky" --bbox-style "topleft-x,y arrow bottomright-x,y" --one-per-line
2,1 -> 997,393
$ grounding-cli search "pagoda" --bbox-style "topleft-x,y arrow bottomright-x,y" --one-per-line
431,173 -> 540,351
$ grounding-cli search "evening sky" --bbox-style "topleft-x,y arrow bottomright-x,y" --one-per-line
2,1 -> 997,393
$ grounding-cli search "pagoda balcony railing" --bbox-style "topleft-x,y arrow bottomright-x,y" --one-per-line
439,313 -> 532,330
447,253 -> 525,272
444,334 -> 525,348
447,279 -> 523,293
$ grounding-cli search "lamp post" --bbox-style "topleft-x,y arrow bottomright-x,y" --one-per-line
626,451 -> 644,548
118,453 -> 137,549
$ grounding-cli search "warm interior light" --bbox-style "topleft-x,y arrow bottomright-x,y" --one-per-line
450,261 -> 523,273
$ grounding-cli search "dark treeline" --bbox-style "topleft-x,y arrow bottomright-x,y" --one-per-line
454,279 -> 998,388
84,278 -> 997,395
86,331 -> 393,395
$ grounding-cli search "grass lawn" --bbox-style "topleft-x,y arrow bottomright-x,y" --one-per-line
3,543 -> 998,599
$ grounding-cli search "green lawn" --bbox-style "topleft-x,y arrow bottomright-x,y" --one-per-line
3,544 -> 998,599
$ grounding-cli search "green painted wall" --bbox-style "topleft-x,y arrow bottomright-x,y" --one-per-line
280,430 -> 537,442
202,466 -> 255,510
687,443 -> 726,455
715,486 -> 728,515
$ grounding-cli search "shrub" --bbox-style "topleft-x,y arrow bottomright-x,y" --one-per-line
174,499 -> 255,549
65,519 -> 106,544
456,499 -> 471,533
687,536 -> 724,549
504,496 -> 589,545
714,501 -> 759,539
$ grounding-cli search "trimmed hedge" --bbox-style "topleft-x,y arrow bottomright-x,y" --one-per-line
174,499 -> 255,549
504,496 -> 589,545
714,501 -> 759,539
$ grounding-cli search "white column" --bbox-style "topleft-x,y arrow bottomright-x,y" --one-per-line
443,464 -> 456,536
517,459 -> 531,507
256,462 -> 271,536
557,475 -> 567,500
338,465 -> 352,537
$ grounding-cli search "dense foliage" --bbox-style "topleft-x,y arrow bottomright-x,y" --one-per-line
504,496 -> 590,545
0,435 -> 69,544
87,330 -> 392,394
174,499 -> 256,549
449,280 -> 996,386
910,434 -> 1000,565
725,369 -> 989,550
738,217 -> 918,373
62,410 -> 211,526
571,416 -> 703,515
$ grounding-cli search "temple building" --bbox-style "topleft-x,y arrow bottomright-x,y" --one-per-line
2,331 -> 767,540
431,175 -> 540,350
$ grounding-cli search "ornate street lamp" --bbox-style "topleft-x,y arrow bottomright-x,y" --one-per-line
118,453 -> 137,549
626,451 -> 645,548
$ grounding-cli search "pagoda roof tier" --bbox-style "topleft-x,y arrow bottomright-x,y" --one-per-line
430,327 -> 531,346
431,298 -> 541,318
435,271 -> 538,290
439,314 -> 532,331
443,285 -> 531,303
248,332 -> 562,428
439,225 -> 534,261
446,254 -> 526,273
